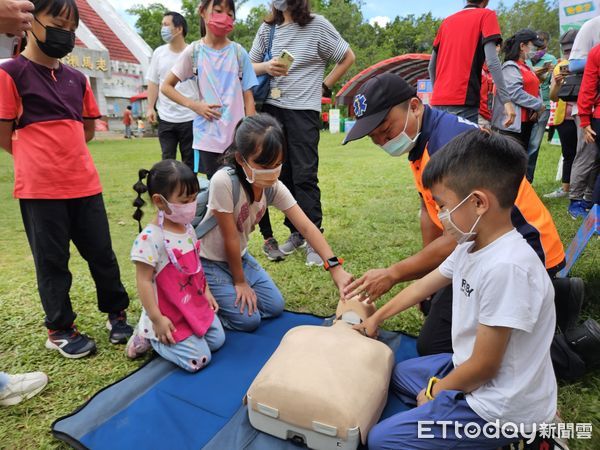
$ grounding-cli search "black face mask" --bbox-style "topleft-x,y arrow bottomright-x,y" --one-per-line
32,16 -> 75,59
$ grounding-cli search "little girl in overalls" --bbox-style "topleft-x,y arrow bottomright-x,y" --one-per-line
127,159 -> 224,371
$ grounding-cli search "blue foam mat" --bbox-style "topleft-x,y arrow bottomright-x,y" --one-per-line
52,312 -> 418,449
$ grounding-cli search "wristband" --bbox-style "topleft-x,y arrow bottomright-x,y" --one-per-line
425,376 -> 439,400
323,256 -> 344,271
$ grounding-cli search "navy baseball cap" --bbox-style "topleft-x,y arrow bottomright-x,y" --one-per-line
343,73 -> 417,145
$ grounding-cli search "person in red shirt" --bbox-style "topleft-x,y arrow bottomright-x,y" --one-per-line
0,0 -> 132,358
429,0 -> 515,126
123,105 -> 133,139
577,43 -> 600,206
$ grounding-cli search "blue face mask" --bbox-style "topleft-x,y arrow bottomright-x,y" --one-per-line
379,107 -> 421,157
161,26 -> 173,43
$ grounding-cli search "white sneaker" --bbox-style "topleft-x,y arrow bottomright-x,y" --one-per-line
544,187 -> 568,198
0,372 -> 48,406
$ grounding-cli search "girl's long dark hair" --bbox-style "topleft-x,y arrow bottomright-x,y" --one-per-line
503,34 -> 530,62
265,0 -> 313,27
132,159 -> 200,232
220,114 -> 286,203
199,0 -> 236,37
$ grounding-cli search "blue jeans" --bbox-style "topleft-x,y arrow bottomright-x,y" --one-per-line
368,354 -> 515,450
124,125 -> 131,138
201,253 -> 285,332
151,315 -> 225,372
0,372 -> 8,391
433,105 -> 479,124
526,109 -> 551,182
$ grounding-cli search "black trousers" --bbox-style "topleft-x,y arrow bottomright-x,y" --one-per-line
158,119 -> 195,173
260,105 -> 322,235
417,268 -> 574,356
556,120 -> 578,184
199,151 -> 223,179
498,121 -> 534,152
19,194 -> 129,330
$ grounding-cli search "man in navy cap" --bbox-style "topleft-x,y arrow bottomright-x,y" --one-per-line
343,73 -> 581,361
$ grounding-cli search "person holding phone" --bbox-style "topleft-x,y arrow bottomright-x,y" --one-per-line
545,30 -> 578,200
525,30 -> 557,182
249,0 -> 355,265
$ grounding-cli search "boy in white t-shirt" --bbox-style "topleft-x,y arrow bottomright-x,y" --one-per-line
355,130 -> 557,449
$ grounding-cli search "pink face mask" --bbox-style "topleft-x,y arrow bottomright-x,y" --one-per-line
207,12 -> 234,37
160,196 -> 198,225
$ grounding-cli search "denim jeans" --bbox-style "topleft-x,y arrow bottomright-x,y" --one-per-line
201,253 -> 285,332
433,105 -> 479,124
526,109 -> 551,183
151,315 -> 225,372
0,372 -> 8,391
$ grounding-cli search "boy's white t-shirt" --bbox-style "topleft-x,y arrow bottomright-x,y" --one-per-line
438,229 -> 557,427
146,44 -> 199,123
199,168 -> 296,261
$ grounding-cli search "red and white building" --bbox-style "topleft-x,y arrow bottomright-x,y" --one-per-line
64,0 -> 152,129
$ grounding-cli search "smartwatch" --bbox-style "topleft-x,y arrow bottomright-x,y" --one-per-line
323,256 -> 344,271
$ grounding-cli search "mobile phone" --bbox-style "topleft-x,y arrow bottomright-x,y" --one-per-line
0,34 -> 21,59
279,49 -> 294,70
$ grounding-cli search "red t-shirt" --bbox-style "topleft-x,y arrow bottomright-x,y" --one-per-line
0,55 -> 102,199
479,64 -> 494,121
431,6 -> 502,107
123,109 -> 132,126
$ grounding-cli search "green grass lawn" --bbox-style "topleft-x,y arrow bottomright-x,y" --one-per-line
0,133 -> 598,448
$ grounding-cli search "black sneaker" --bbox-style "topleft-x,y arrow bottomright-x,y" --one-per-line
262,237 -> 286,262
106,311 -> 134,344
45,326 -> 97,359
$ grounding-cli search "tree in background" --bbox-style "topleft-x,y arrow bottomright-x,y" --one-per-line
127,2 -> 168,50
497,0 -> 560,55
128,0 -> 560,91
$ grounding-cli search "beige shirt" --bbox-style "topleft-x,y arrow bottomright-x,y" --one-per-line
199,168 -> 296,261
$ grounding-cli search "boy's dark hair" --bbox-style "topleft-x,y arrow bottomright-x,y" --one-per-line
132,159 -> 200,231
422,130 -> 527,209
221,113 -> 285,203
126,105 -> 132,110
164,11 -> 188,37
199,0 -> 236,38
266,0 -> 313,27
32,0 -> 79,26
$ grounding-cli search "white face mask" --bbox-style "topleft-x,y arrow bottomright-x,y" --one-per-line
525,44 -> 537,60
379,107 -> 421,157
242,157 -> 282,188
437,193 -> 482,245
161,26 -> 174,43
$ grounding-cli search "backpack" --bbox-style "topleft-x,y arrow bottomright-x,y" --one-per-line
191,39 -> 244,80
192,167 -> 276,239
557,72 -> 583,102
253,24 -> 276,106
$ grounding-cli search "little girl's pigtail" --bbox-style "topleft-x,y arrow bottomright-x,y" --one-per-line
133,169 -> 150,233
